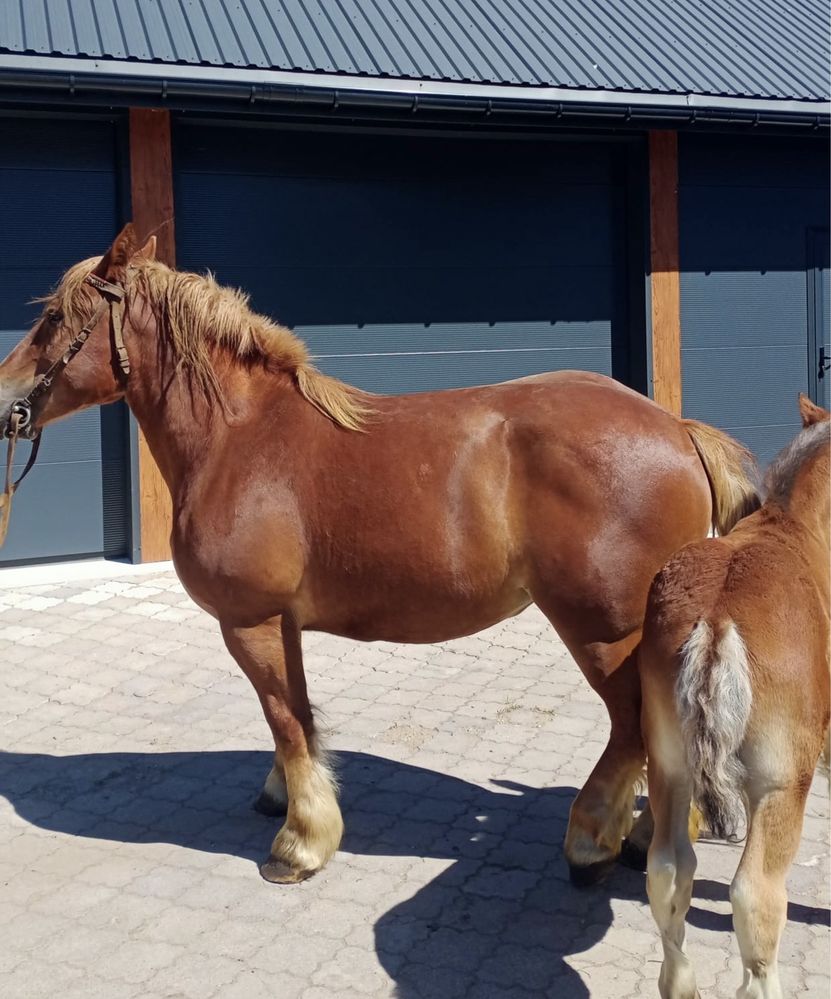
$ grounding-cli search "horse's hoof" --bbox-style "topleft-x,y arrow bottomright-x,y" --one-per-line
618,837 -> 648,872
252,791 -> 287,817
259,857 -> 315,885
568,856 -> 616,887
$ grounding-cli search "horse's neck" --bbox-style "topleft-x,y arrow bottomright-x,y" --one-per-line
123,333 -> 299,500
125,369 -> 214,495
785,457 -> 830,558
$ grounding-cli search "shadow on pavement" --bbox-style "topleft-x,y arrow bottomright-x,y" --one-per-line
688,877 -> 830,933
338,753 -> 644,998
1,748 -> 827,998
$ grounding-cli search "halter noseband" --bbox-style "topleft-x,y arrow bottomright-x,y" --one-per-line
0,272 -> 130,544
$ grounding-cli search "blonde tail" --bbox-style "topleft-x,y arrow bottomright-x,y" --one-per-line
683,419 -> 760,535
676,619 -> 752,839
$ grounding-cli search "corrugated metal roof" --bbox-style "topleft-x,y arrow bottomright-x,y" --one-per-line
0,0 -> 827,104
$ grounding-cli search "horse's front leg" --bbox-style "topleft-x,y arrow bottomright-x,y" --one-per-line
221,615 -> 343,883
253,747 -> 289,817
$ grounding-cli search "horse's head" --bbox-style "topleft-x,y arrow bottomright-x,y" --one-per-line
0,223 -> 156,438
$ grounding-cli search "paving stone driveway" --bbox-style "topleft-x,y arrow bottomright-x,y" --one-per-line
0,567 -> 827,999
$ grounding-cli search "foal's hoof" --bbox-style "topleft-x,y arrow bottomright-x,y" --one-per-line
618,837 -> 648,872
568,856 -> 616,888
259,857 -> 315,885
252,791 -> 287,817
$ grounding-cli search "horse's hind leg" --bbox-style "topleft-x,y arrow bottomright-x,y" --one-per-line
731,783 -> 809,999
644,696 -> 698,999
562,643 -> 647,883
221,615 -> 343,883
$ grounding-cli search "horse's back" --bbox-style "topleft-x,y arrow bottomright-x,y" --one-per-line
372,368 -> 666,425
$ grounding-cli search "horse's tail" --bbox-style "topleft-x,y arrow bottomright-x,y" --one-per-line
676,618 -> 752,840
682,419 -> 760,535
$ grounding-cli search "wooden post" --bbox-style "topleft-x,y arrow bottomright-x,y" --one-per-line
648,130 -> 682,416
129,108 -> 175,562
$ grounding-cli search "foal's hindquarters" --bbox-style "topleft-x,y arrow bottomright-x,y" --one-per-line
640,403 -> 830,999
642,599 -> 828,999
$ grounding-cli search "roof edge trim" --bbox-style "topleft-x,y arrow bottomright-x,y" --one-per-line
0,53 -> 827,120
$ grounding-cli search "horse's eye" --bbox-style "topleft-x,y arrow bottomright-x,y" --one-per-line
46,310 -> 63,326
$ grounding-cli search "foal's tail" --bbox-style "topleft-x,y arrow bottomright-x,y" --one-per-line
682,419 -> 760,535
676,618 -> 752,840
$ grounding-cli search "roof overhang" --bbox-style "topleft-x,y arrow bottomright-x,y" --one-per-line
0,53 -> 827,130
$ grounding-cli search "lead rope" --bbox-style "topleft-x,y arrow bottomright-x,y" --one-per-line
0,413 -> 42,546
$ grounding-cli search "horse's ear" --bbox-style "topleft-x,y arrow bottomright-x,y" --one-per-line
93,223 -> 141,280
798,393 -> 830,427
136,235 -> 157,262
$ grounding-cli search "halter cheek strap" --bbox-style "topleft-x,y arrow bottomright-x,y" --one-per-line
85,273 -> 130,377
0,272 -> 130,546
21,274 -> 129,420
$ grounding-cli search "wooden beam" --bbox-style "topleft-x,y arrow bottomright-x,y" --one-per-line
129,108 -> 175,562
648,130 -> 682,416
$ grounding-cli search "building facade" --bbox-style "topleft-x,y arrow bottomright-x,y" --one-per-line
0,1 -> 828,563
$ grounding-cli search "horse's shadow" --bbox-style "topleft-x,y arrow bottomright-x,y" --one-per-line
0,749 -> 827,998
337,753 -> 648,998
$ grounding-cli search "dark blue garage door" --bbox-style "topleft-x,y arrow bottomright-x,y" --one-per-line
679,135 -> 831,466
0,116 -> 130,564
174,123 -> 633,394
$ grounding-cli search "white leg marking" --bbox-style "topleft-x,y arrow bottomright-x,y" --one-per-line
271,752 -> 343,873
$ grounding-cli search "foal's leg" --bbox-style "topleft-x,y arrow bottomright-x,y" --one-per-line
562,643 -> 647,883
623,801 -> 703,872
730,784 -> 808,999
221,615 -> 343,883
644,702 -> 699,999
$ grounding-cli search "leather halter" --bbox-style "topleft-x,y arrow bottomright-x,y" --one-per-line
0,272 -> 130,545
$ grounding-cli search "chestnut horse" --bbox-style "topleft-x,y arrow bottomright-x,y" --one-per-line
0,225 -> 759,884
640,395 -> 830,999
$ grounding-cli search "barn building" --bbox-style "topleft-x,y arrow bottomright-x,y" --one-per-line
0,1 -> 828,564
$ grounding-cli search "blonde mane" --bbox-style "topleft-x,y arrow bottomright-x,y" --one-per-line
53,257 -> 373,431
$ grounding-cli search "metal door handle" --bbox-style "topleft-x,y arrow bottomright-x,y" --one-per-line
820,345 -> 831,378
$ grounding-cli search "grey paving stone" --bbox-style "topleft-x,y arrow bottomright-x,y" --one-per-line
0,570 -> 826,999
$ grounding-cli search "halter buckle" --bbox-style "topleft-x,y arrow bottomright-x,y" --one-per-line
3,400 -> 34,440
85,273 -> 125,301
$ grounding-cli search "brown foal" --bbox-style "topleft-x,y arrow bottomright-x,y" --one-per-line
640,396 -> 830,999
0,225 -> 759,884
